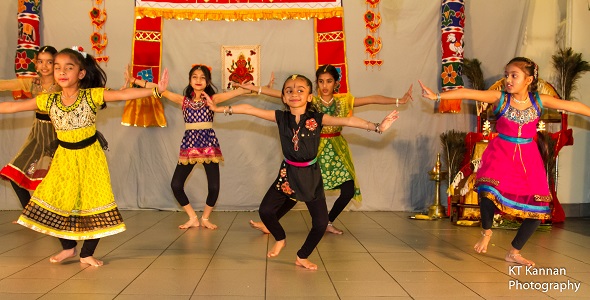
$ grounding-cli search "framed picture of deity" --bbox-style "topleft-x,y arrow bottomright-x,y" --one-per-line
221,45 -> 260,91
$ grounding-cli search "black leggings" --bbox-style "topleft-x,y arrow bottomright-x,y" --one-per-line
479,196 -> 541,250
59,238 -> 100,258
328,180 -> 355,222
171,162 -> 220,207
258,185 -> 328,259
10,181 -> 31,208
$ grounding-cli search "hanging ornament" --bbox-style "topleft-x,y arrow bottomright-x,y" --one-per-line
363,0 -> 382,69
89,0 -> 108,64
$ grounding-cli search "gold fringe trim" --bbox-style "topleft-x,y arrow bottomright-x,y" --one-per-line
178,157 -> 224,165
136,7 -> 343,21
480,191 -> 551,220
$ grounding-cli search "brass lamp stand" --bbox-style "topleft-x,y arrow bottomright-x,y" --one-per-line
427,153 -> 448,219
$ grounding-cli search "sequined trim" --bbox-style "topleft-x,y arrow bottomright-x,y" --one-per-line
49,90 -> 97,131
476,177 -> 499,187
504,105 -> 538,125
479,187 -> 551,220
535,195 -> 552,203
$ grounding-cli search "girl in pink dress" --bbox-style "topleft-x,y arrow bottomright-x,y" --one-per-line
419,57 -> 590,266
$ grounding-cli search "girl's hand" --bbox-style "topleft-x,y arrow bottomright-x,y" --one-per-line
400,84 -> 414,104
203,92 -> 221,112
377,110 -> 399,132
418,80 -> 437,101
266,72 -> 275,88
158,68 -> 169,93
231,80 -> 256,92
121,64 -> 131,90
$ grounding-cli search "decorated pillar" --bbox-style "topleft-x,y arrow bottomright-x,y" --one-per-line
122,16 -> 167,127
13,0 -> 41,100
439,0 -> 465,113
315,17 -> 348,94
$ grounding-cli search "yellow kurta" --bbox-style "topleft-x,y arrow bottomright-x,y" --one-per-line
17,88 -> 125,240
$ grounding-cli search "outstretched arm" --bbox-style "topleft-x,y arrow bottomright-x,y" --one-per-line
105,68 -> 169,102
204,92 -> 276,122
323,110 -> 399,133
0,97 -> 38,114
211,87 -> 251,104
541,95 -> 590,117
419,80 -> 502,104
354,84 -> 414,107
233,73 -> 282,98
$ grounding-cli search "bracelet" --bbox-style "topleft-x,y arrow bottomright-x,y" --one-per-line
258,86 -> 262,95
374,122 -> 382,134
152,87 -> 163,99
436,93 -> 441,102
224,106 -> 233,116
366,121 -> 372,132
395,98 -> 399,107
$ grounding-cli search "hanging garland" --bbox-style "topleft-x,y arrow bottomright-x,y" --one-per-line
89,0 -> 109,63
363,0 -> 382,69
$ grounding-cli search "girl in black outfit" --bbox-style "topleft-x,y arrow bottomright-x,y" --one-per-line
206,74 -> 398,270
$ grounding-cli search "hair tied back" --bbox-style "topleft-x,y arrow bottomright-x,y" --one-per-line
71,46 -> 87,58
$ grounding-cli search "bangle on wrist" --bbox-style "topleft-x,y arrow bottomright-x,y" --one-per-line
258,86 -> 262,95
374,122 -> 382,134
436,93 -> 441,102
395,98 -> 399,107
152,87 -> 162,98
224,106 -> 228,116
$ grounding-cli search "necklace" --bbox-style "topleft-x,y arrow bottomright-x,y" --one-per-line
512,94 -> 529,104
292,128 -> 300,151
187,96 -> 205,110
321,97 -> 334,106
62,90 -> 79,99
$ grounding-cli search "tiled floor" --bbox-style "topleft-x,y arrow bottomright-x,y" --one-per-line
0,210 -> 588,299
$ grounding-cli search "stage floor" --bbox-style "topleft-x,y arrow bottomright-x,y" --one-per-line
0,210 -> 588,299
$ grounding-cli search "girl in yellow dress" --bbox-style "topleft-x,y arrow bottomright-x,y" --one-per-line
0,46 -> 60,207
0,46 -> 169,267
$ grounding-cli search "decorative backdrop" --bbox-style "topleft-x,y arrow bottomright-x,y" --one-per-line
124,0 -> 348,127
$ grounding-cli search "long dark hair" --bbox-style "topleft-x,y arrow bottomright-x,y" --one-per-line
507,57 -> 539,93
281,74 -> 316,112
183,65 -> 217,99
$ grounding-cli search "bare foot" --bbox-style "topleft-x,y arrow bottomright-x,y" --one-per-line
326,223 -> 343,234
474,229 -> 492,253
49,248 -> 77,263
249,220 -> 270,234
267,240 -> 286,258
505,252 -> 535,266
201,218 -> 218,229
179,216 -> 199,229
80,256 -> 104,267
295,256 -> 318,270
